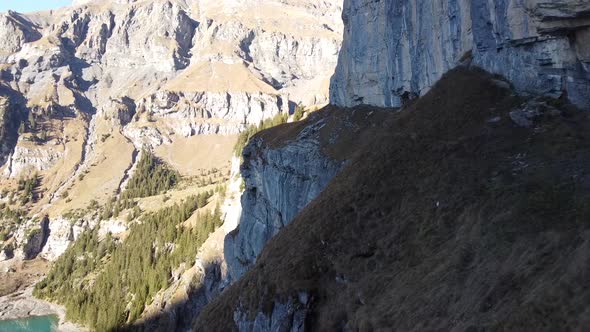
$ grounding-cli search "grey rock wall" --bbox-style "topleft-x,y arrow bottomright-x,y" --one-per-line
0,96 -> 21,166
0,12 -> 40,62
330,0 -> 590,110
225,121 -> 344,280
20,216 -> 49,260
134,90 -> 290,137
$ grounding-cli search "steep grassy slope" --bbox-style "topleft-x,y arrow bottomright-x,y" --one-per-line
194,68 -> 590,331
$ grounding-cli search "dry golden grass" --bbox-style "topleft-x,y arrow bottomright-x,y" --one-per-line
23,116 -> 86,215
196,0 -> 341,39
164,61 -> 277,94
154,134 -> 236,177
56,129 -> 133,211
0,258 -> 48,297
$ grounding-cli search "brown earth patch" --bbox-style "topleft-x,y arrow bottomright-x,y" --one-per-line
0,259 -> 48,297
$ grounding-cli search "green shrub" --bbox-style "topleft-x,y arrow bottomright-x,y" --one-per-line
234,112 -> 289,156
18,173 -> 40,204
121,150 -> 179,199
293,103 -> 306,122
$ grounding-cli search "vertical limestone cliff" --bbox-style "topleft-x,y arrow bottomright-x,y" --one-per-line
0,95 -> 21,166
225,125 -> 344,280
224,107 -> 390,281
330,0 -> 590,110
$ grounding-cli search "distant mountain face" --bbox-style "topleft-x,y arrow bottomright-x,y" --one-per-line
0,0 -> 343,200
1,0 -> 342,114
0,0 -> 342,267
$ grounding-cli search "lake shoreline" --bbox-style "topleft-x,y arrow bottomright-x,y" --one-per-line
0,284 -> 88,331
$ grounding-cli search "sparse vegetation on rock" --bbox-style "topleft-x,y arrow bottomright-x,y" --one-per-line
17,173 -> 40,204
234,112 -> 289,157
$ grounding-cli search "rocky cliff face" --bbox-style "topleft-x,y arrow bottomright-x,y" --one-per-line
0,11 -> 41,62
0,0 -> 344,175
0,95 -> 21,166
16,216 -> 49,260
39,215 -> 100,261
224,107 -> 390,281
133,90 -> 290,138
225,128 -> 343,280
330,0 -> 590,110
3,145 -> 63,178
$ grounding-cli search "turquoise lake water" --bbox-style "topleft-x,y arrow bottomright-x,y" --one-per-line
0,315 -> 58,332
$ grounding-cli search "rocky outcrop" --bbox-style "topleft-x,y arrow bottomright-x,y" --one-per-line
0,12 -> 40,62
98,97 -> 136,127
225,107 -> 388,281
330,0 -> 590,110
141,90 -> 288,126
0,244 -> 14,262
40,216 -> 98,261
221,156 -> 244,234
3,214 -> 97,262
0,96 -> 21,167
3,145 -> 63,178
19,216 -> 49,260
38,217 -> 74,262
132,90 -> 290,140
225,124 -> 344,280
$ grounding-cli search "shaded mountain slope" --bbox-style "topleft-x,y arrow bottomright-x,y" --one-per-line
194,67 -> 590,331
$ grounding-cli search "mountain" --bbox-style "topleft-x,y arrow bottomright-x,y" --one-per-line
1,0 -> 589,331
0,0 -> 342,259
193,0 -> 590,330
196,65 -> 590,332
